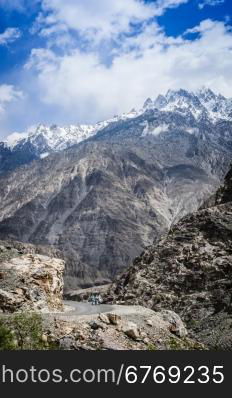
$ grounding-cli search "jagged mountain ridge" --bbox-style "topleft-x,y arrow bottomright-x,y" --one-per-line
0,111 -> 141,174
0,87 -> 232,175
105,165 -> 232,349
0,88 -> 232,289
152,87 -> 232,122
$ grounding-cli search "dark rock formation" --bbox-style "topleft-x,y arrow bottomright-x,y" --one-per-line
105,166 -> 232,348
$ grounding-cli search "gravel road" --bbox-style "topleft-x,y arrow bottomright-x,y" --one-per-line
63,301 -> 114,315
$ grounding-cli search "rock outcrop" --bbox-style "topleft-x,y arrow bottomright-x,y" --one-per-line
42,305 -> 202,350
105,165 -> 232,349
0,243 -> 64,313
0,239 -> 61,262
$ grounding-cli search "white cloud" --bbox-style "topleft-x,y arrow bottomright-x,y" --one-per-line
0,27 -> 21,45
198,0 -> 225,10
24,19 -> 232,124
34,0 -> 189,45
0,85 -> 23,116
1,0 -> 232,136
154,0 -> 189,14
184,19 -> 219,34
5,131 -> 28,147
35,0 -> 153,45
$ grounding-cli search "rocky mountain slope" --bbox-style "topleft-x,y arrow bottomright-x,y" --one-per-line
0,88 -> 232,289
105,165 -> 232,349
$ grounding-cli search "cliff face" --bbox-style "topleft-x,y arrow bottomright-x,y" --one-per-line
0,242 -> 64,313
105,166 -> 232,348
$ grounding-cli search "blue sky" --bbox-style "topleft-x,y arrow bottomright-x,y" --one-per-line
0,0 -> 231,137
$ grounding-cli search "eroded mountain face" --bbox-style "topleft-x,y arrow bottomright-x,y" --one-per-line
0,88 -> 232,289
105,166 -> 232,349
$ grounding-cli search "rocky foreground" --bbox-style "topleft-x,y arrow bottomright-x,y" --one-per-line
1,161 -> 232,349
0,241 -> 203,350
42,305 -> 204,350
104,165 -> 232,349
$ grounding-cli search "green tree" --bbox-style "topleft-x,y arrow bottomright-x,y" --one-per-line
0,313 -> 48,350
0,320 -> 15,350
9,313 -> 45,350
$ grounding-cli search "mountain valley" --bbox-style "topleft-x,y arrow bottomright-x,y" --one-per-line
0,88 -> 232,289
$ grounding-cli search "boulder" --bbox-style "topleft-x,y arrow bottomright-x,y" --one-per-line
98,313 -> 110,324
160,310 -> 188,338
0,254 -> 64,313
107,313 -> 121,326
123,322 -> 140,340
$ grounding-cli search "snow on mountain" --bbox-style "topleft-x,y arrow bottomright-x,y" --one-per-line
2,87 -> 232,155
150,87 -> 232,122
6,131 -> 29,148
5,123 -> 102,152
142,121 -> 170,137
3,109 -> 143,153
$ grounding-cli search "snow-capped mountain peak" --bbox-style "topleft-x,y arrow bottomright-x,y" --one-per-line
143,98 -> 153,109
5,123 -> 97,152
3,88 -> 232,157
197,87 -> 217,101
3,108 -> 143,153
151,87 -> 232,122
